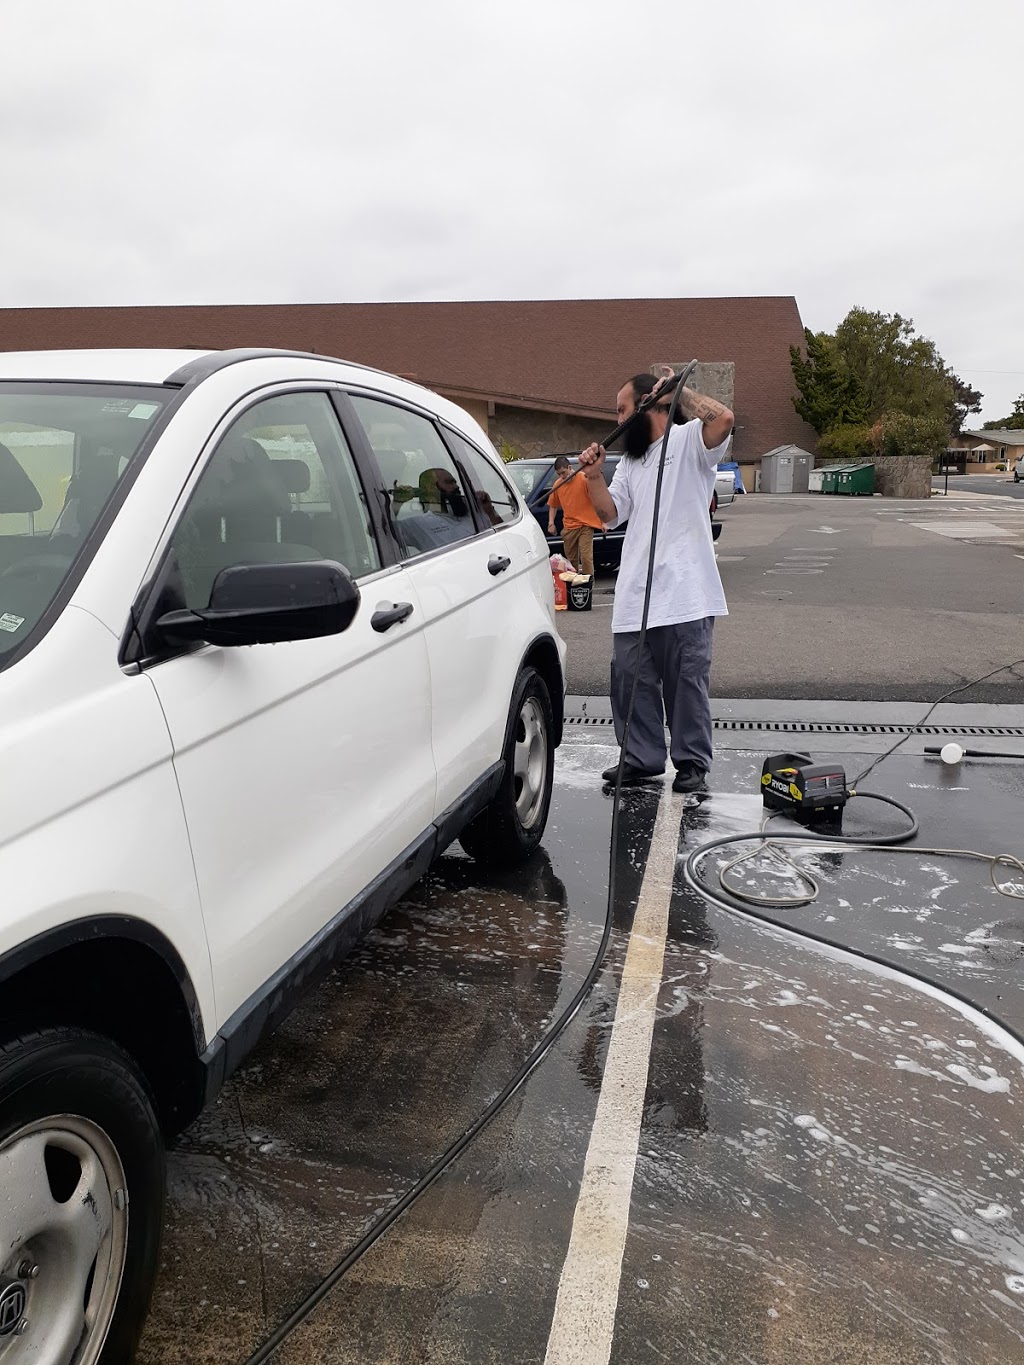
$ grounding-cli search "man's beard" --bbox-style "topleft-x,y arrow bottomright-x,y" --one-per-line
623,410 -> 653,459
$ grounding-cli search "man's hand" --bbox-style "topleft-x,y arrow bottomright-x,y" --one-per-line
547,518 -> 557,534
578,442 -> 607,477
577,443 -> 617,524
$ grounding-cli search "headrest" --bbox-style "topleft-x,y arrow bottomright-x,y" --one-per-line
0,441 -> 43,514
272,458 -> 311,495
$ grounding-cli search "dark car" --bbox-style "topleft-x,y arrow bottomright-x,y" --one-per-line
507,454 -> 722,569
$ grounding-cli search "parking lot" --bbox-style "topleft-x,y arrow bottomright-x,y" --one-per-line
139,716 -> 1024,1365
559,489 -> 1024,701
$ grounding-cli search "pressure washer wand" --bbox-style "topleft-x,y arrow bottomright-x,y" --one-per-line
598,359 -> 698,450
546,360 -> 699,495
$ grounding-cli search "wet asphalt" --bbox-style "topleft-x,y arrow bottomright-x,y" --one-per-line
137,723 -> 1024,1365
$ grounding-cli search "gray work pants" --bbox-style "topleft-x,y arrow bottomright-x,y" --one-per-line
610,618 -> 714,773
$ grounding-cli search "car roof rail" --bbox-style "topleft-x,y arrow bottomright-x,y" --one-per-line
163,348 -> 386,388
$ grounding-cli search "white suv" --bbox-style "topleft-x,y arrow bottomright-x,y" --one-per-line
0,348 -> 565,1362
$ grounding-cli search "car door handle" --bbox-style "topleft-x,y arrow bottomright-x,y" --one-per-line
370,602 -> 414,632
488,555 -> 511,576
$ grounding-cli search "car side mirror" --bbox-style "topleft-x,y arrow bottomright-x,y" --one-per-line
156,559 -> 360,647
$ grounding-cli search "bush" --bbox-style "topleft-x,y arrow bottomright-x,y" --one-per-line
817,423 -> 873,462
868,411 -> 947,461
818,412 -> 948,465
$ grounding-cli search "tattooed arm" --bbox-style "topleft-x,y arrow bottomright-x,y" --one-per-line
675,386 -> 734,450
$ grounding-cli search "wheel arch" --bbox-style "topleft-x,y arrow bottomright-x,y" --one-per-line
0,919 -> 208,1137
520,633 -> 564,747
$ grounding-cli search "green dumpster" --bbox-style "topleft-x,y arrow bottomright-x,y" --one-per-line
820,466 -> 846,494
837,463 -> 875,495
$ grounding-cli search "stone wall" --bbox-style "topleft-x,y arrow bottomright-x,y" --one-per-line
651,361 -> 735,410
872,454 -> 933,499
488,406 -> 605,459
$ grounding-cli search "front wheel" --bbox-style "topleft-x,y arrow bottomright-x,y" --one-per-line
459,667 -> 555,867
1014,471 -> 1020,483
0,1029 -> 165,1364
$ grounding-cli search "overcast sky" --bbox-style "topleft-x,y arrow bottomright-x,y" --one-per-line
3,0 -> 1021,423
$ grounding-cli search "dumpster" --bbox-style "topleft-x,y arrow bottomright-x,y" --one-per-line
820,466 -> 846,494
810,464 -> 845,493
837,463 -> 875,496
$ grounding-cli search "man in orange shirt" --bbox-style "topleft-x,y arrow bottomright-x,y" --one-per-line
547,455 -> 603,579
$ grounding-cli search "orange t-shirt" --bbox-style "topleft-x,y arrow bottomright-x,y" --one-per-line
547,472 -> 603,530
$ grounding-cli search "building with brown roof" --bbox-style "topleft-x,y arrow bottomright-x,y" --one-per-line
0,297 -> 817,479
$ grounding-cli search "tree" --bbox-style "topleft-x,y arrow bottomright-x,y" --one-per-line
948,373 -> 984,434
791,307 -> 982,439
982,394 -> 1024,431
789,330 -> 867,435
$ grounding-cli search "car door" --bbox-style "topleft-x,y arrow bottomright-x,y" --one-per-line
347,394 -> 534,815
139,388 -> 435,1026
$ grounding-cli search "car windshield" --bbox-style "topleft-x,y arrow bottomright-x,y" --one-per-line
0,383 -> 171,663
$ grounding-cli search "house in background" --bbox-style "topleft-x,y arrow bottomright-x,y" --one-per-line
943,429 -> 1024,473
0,296 -> 818,488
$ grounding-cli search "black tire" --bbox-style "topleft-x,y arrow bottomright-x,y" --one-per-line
460,667 -> 555,867
1015,471 -> 1020,483
0,1028 -> 165,1364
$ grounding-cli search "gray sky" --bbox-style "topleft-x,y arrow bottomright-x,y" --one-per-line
3,0 -> 1021,423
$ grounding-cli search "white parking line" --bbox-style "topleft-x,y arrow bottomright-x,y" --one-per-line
543,788 -> 682,1365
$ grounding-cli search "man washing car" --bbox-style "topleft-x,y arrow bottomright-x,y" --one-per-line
578,372 -> 734,793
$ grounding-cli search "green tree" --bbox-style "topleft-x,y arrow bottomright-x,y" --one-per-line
791,308 -> 982,439
982,393 -> 1024,431
789,330 -> 868,435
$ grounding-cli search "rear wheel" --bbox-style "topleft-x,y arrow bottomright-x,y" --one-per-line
0,1029 -> 165,1364
459,667 -> 554,867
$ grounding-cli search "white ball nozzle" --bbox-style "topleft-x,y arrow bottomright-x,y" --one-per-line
940,742 -> 964,765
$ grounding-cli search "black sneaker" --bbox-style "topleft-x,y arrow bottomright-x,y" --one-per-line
601,763 -> 663,786
672,762 -> 708,794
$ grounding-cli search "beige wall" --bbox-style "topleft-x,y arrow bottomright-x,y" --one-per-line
441,395 -> 491,435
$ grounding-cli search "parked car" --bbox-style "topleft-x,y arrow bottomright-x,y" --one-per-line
0,348 -> 565,1363
714,467 -> 736,506
507,453 -> 724,566
1014,454 -> 1024,483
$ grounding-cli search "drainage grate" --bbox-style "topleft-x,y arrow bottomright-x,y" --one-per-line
711,720 -> 1024,737
564,716 -> 1024,737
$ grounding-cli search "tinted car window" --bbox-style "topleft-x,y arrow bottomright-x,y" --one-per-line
444,430 -> 518,527
170,391 -> 379,610
506,462 -> 550,499
0,384 -> 170,664
350,395 -> 478,559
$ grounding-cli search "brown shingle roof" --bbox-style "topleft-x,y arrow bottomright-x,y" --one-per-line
0,297 -> 816,456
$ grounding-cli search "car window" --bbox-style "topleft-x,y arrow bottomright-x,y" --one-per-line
0,384 -> 170,664
170,391 -> 379,611
444,430 -> 518,527
349,395 -> 478,560
506,462 -> 548,498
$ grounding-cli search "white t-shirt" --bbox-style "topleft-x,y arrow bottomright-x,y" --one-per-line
606,419 -> 730,633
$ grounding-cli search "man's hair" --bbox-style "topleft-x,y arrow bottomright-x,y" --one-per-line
626,372 -> 686,424
553,454 -> 571,471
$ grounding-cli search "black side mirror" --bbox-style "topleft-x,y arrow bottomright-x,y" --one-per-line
156,559 -> 360,647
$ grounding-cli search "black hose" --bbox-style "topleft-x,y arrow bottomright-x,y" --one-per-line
242,365 -> 696,1364
682,828 -> 1024,1054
